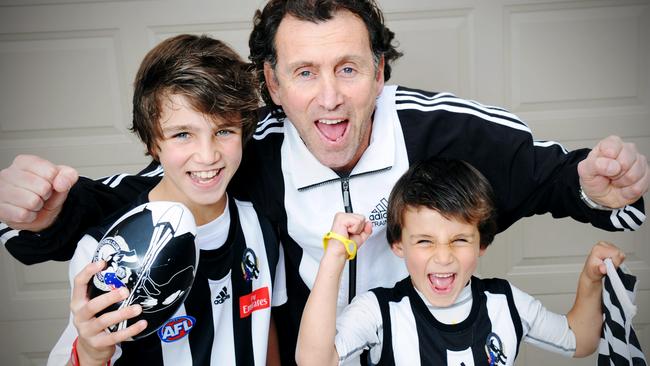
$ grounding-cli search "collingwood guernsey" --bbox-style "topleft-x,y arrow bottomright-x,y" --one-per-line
47,194 -> 287,366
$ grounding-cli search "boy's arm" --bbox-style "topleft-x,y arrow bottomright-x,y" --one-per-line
567,241 -> 626,357
296,213 -> 371,366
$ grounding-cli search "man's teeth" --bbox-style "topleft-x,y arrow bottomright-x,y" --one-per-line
191,170 -> 218,179
318,119 -> 344,125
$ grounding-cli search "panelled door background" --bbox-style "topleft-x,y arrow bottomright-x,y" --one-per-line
0,0 -> 648,364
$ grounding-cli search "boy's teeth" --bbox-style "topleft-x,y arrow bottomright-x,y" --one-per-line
191,170 -> 217,179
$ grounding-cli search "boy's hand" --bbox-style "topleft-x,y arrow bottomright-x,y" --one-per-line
0,154 -> 78,231
325,212 -> 372,259
70,261 -> 147,366
582,241 -> 626,283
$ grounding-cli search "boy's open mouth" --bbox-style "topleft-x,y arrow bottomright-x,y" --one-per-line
428,273 -> 455,292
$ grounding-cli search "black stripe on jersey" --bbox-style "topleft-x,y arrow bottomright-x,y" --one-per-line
254,205 -> 279,285
616,206 -> 644,231
372,287 -> 396,366
102,174 -> 121,187
229,200 -> 255,366
186,269 -> 217,365
0,225 -> 12,237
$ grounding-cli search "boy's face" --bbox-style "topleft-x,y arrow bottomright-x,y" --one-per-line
391,206 -> 486,307
151,94 -> 242,225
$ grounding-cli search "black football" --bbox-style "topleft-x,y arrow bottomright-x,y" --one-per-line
87,201 -> 198,340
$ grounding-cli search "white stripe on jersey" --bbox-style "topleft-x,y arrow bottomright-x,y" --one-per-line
253,126 -> 284,140
396,101 -> 532,134
534,140 -> 568,154
388,296 -> 422,366
0,223 -> 19,245
255,112 -> 276,132
618,209 -> 641,231
142,165 -> 164,177
396,91 -> 525,126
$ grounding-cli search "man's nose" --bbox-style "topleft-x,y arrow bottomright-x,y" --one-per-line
316,74 -> 344,111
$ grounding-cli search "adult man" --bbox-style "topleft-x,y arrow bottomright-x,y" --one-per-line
1,0 -> 648,364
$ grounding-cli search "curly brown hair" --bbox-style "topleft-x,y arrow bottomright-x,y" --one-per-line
248,0 -> 403,119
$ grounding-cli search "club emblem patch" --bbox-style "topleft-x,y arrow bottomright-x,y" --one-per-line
241,248 -> 260,282
485,332 -> 507,366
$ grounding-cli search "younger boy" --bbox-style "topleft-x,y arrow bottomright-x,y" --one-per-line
48,34 -> 286,365
297,157 -> 625,365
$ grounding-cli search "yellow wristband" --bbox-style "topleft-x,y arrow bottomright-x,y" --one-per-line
323,231 -> 357,260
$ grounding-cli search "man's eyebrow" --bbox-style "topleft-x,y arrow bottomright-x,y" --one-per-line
285,55 -> 366,71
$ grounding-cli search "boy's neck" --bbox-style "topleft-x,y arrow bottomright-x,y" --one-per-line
148,181 -> 228,226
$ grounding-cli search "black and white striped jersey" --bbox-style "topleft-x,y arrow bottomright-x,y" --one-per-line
1,85 -> 646,365
47,194 -> 286,366
334,277 -> 575,366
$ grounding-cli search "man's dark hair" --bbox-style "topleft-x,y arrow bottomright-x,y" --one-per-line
131,34 -> 259,159
387,158 -> 498,249
249,0 -> 403,119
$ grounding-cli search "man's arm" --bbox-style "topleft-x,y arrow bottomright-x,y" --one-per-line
567,241 -> 625,357
0,155 -> 162,264
395,90 -> 647,232
0,155 -> 78,231
296,213 -> 371,365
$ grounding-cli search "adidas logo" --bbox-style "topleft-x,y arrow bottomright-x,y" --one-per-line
214,286 -> 231,305
369,198 -> 388,227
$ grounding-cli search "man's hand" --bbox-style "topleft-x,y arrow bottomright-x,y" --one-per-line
0,154 -> 78,231
578,135 -> 649,209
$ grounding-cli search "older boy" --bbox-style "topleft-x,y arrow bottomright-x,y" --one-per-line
298,158 -> 626,365
48,34 -> 286,366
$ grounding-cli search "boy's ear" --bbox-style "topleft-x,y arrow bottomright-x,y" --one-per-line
263,62 -> 282,105
479,246 -> 487,257
390,241 -> 405,258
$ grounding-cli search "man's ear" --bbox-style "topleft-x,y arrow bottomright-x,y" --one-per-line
390,241 -> 405,258
263,62 -> 282,105
375,55 -> 385,96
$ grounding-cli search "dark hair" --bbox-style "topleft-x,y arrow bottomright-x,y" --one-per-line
249,0 -> 403,118
131,34 -> 260,159
386,158 -> 498,249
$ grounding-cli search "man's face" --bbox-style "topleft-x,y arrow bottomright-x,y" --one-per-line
265,10 -> 385,173
391,206 -> 485,307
